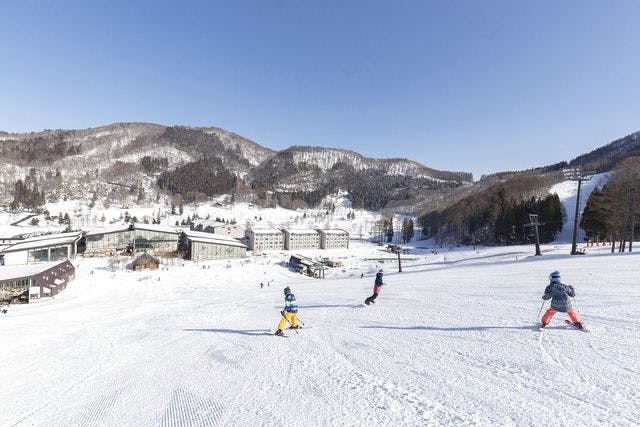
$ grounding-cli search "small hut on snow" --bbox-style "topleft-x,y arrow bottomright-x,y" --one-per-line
132,253 -> 160,271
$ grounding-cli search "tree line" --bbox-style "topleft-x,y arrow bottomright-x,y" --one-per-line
418,175 -> 564,247
580,157 -> 640,252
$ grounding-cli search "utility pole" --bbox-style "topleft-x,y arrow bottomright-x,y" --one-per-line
563,168 -> 594,255
397,248 -> 402,272
526,214 -> 543,256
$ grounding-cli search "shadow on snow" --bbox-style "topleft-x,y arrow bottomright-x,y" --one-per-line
360,324 -> 566,332
184,328 -> 273,336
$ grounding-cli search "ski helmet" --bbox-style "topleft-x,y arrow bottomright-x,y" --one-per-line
378,269 -> 383,273
284,286 -> 291,295
549,271 -> 561,282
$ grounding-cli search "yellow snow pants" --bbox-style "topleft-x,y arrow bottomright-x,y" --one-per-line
278,312 -> 298,330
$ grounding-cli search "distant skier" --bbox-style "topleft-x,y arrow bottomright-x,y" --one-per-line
365,269 -> 384,305
275,286 -> 299,336
540,271 -> 584,329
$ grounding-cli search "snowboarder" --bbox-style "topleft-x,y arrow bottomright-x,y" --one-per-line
540,271 -> 584,329
365,269 -> 384,305
275,286 -> 299,336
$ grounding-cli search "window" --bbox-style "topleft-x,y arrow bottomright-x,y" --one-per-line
28,249 -> 49,263
50,246 -> 69,261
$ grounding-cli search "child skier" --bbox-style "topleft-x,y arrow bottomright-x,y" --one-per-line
540,271 -> 584,329
275,286 -> 299,336
365,269 -> 384,305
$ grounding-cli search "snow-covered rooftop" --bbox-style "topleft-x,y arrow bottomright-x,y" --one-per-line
184,230 -> 247,248
248,228 -> 283,235
317,229 -> 349,235
134,223 -> 184,235
283,229 -> 319,235
1,232 -> 82,253
0,260 -> 70,281
86,224 -> 186,236
85,225 -> 132,236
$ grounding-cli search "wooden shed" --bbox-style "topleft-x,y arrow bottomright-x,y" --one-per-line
132,253 -> 160,271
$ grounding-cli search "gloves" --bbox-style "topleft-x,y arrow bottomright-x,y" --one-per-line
280,311 -> 285,316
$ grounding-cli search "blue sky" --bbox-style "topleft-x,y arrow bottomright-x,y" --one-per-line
1,1 -> 640,179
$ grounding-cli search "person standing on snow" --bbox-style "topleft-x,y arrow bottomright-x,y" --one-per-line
365,269 -> 384,305
541,271 -> 584,329
275,286 -> 299,336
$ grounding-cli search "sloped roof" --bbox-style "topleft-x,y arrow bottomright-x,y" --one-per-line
0,260 -> 73,281
184,230 -> 247,249
132,253 -> 160,265
1,232 -> 82,253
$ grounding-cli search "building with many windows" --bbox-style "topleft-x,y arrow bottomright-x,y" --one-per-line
183,230 -> 247,260
85,224 -> 182,255
191,221 -> 245,239
316,229 -> 349,249
245,228 -> 284,252
282,229 -> 320,250
0,260 -> 75,303
0,232 -> 83,266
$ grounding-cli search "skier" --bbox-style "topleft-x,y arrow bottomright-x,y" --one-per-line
275,286 -> 299,336
540,271 -> 584,329
365,269 -> 384,305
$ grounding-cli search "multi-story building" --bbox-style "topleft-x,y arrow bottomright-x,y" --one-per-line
191,221 -> 245,239
245,228 -> 284,252
317,229 -> 349,249
282,229 -> 320,250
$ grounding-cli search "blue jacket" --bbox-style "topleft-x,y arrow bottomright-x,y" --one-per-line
283,293 -> 298,313
543,282 -> 575,312
375,272 -> 384,286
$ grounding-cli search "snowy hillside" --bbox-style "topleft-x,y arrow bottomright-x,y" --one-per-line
1,242 -> 638,425
550,173 -> 610,243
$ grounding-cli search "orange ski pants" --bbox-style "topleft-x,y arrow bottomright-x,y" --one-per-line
542,308 -> 582,325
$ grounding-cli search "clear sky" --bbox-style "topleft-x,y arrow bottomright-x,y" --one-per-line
1,1 -> 640,180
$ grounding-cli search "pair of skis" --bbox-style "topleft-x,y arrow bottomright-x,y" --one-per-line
538,319 -> 590,332
274,325 -> 310,338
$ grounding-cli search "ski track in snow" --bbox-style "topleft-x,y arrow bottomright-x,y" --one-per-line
1,243 -> 639,425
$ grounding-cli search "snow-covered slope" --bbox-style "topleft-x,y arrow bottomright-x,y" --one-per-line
550,172 -> 611,243
1,243 -> 638,425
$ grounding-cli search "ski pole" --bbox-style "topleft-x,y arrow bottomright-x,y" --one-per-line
295,317 -> 306,326
536,300 -> 546,323
282,313 -> 299,334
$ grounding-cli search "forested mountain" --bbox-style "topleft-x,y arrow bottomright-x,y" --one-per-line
0,123 -> 470,211
418,173 -> 564,246
1,122 -> 639,244
569,131 -> 640,174
415,130 -> 640,247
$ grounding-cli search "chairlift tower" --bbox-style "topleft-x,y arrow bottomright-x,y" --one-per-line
562,168 -> 594,255
526,214 -> 543,256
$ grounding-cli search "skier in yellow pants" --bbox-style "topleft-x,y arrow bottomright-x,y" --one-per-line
275,287 -> 298,336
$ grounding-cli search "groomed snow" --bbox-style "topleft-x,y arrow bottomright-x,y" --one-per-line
550,173 -> 610,243
1,242 -> 638,425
